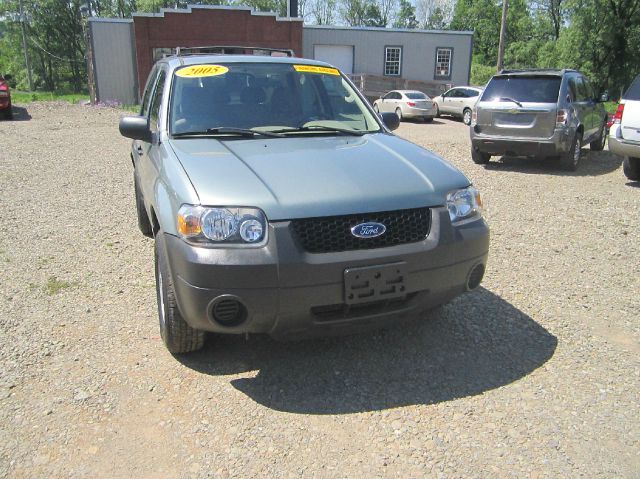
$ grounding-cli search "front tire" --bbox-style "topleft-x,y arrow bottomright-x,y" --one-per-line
623,156 -> 640,181
155,235 -> 205,354
395,108 -> 403,121
471,148 -> 491,164
560,131 -> 582,171
590,122 -> 606,151
463,108 -> 472,126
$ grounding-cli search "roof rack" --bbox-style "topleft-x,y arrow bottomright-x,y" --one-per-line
174,45 -> 295,57
498,68 -> 576,74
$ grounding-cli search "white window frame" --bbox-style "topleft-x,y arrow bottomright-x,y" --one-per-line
384,46 -> 402,77
434,47 -> 453,80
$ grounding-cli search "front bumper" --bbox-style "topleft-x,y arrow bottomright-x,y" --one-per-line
471,126 -> 571,157
609,126 -> 640,158
163,207 -> 489,339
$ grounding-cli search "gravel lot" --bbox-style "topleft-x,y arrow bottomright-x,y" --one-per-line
0,102 -> 638,478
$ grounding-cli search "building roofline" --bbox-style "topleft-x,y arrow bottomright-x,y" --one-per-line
88,17 -> 133,23
132,4 -> 303,22
303,24 -> 473,36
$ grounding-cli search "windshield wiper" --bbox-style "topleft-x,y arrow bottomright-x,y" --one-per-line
272,125 -> 368,136
498,97 -> 523,107
172,127 -> 284,138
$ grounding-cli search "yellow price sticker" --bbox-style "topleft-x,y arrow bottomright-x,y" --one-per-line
294,65 -> 340,75
175,65 -> 229,78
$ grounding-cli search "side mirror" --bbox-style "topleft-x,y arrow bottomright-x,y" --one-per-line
381,112 -> 400,131
119,115 -> 152,142
599,92 -> 609,102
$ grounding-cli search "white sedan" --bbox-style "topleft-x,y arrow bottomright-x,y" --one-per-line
373,90 -> 435,122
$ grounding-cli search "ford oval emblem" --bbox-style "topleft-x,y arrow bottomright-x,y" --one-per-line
351,222 -> 386,238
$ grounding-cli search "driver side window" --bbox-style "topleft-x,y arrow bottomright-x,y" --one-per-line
149,69 -> 167,134
140,66 -> 158,117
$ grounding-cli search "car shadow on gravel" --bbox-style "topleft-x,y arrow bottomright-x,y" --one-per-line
178,287 -> 557,414
4,106 -> 32,122
483,150 -> 621,177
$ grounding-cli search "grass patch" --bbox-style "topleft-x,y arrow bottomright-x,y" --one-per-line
11,91 -> 89,104
44,276 -> 76,296
604,101 -> 619,114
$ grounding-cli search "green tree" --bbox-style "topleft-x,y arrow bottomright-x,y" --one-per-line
393,0 -> 419,28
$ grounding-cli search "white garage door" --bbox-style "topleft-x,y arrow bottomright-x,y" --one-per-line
313,45 -> 354,74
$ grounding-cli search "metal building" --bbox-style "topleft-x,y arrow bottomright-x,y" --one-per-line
303,25 -> 473,97
86,18 -> 138,105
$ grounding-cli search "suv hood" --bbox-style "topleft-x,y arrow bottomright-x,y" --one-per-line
168,134 -> 469,220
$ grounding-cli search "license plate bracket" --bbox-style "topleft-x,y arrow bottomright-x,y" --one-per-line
344,262 -> 407,305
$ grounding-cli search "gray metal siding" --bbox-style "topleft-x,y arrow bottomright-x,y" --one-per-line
89,19 -> 138,105
303,27 -> 472,86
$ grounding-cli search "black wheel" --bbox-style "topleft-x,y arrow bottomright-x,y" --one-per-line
134,172 -> 153,238
590,122 -> 606,151
623,156 -> 640,181
395,108 -> 403,121
424,117 -> 433,123
560,131 -> 582,171
471,148 -> 491,164
463,108 -> 472,126
155,235 -> 206,353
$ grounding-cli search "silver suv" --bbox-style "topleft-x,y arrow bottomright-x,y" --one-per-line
118,48 -> 489,354
470,69 -> 608,170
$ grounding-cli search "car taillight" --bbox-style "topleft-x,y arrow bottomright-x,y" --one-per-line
471,108 -> 477,126
613,104 -> 624,124
407,102 -> 416,107
556,109 -> 569,126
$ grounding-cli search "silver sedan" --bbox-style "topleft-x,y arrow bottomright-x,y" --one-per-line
373,90 -> 435,122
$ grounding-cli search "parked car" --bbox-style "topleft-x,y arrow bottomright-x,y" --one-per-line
470,69 -> 608,171
609,74 -> 640,181
432,86 -> 483,125
0,75 -> 13,120
118,51 -> 490,353
372,90 -> 435,122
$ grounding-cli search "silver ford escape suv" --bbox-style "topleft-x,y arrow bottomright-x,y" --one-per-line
119,47 -> 490,354
470,69 -> 608,171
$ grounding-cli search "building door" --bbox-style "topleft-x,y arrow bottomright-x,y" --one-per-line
313,45 -> 354,74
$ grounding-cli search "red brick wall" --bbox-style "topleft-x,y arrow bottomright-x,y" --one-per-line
133,7 -> 303,97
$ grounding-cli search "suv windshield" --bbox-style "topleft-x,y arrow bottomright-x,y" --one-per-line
170,62 -> 380,136
481,76 -> 561,103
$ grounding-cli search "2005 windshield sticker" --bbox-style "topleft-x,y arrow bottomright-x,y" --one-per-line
175,65 -> 229,78
293,65 -> 340,76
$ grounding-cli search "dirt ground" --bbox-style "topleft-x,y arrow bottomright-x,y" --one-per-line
0,102 -> 638,478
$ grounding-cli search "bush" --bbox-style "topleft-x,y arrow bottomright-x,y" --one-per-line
470,62 -> 496,87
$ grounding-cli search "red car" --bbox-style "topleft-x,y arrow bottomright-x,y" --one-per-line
0,75 -> 13,120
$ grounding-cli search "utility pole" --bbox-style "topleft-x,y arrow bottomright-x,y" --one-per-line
497,0 -> 508,72
18,0 -> 34,91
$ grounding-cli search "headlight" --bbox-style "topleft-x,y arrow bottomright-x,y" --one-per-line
446,186 -> 483,223
177,205 -> 267,246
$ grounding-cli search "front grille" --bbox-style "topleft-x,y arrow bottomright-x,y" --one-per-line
290,207 -> 431,253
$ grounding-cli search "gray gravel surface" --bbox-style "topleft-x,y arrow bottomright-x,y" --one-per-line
0,103 -> 638,478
